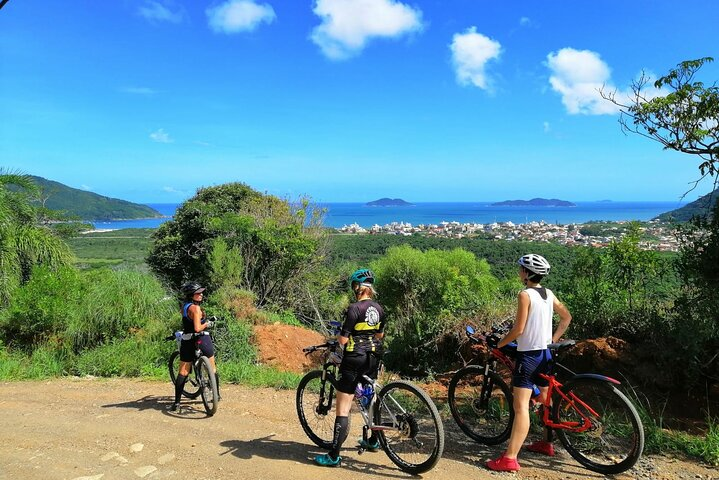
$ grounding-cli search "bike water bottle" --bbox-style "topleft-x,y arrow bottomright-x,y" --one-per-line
531,384 -> 540,398
361,385 -> 373,408
355,383 -> 364,400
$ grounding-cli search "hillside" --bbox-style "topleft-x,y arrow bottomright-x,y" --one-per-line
654,189 -> 718,222
29,176 -> 163,221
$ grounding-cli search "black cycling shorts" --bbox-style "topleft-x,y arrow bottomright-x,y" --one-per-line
179,335 -> 214,362
336,351 -> 379,394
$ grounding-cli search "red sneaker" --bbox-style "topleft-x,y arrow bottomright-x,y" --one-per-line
486,454 -> 520,472
526,441 -> 555,457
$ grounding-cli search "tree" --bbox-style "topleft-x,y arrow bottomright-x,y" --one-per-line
0,170 -> 74,305
601,57 -> 719,184
147,182 -> 326,309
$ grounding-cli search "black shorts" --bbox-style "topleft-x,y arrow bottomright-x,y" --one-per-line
336,352 -> 379,394
179,335 -> 215,362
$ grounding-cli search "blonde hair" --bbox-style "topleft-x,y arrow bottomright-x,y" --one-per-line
354,283 -> 377,299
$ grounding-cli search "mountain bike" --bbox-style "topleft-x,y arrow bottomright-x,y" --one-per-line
296,341 -> 445,474
447,325 -> 644,475
166,328 -> 218,416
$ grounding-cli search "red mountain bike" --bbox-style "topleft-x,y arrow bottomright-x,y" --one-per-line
448,325 -> 644,475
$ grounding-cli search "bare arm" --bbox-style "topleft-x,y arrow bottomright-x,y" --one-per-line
552,296 -> 572,343
337,334 -> 349,346
189,305 -> 206,332
498,291 -> 530,348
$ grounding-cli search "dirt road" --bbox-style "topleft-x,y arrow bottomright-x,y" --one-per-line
1,378 -> 716,480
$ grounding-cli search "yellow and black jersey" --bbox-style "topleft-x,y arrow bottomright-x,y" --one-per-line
340,299 -> 385,353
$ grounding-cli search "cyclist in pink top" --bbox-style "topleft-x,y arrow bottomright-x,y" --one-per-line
486,254 -> 572,472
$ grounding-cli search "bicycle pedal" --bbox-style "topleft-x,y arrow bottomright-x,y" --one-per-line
357,448 -> 365,455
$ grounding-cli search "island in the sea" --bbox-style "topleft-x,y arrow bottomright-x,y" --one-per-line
491,198 -> 576,207
365,198 -> 414,207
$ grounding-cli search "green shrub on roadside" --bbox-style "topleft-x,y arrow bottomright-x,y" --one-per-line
371,245 -> 503,375
0,266 -> 86,349
65,269 -> 175,352
72,337 -> 172,378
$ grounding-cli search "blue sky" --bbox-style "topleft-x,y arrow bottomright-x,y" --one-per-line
1,0 -> 718,203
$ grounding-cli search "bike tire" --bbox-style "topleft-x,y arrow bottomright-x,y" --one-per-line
374,380 -> 445,474
168,351 -> 201,399
296,370 -> 336,450
197,356 -> 218,416
553,377 -> 644,475
447,366 -> 513,445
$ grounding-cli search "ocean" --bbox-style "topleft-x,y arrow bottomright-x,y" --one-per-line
89,201 -> 687,231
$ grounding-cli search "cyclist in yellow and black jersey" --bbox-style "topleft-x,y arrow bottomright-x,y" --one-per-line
314,268 -> 386,467
341,294 -> 385,354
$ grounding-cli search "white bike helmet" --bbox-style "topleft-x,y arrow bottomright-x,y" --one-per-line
518,254 -> 551,276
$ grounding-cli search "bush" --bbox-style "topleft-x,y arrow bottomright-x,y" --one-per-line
72,336 -> 172,377
64,269 -> 176,353
147,183 -> 326,309
0,266 -> 86,349
371,245 -> 503,375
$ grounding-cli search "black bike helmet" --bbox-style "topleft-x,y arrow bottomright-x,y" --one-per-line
180,281 -> 205,299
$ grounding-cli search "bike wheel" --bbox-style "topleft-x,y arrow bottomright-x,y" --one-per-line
448,366 -> 513,445
374,380 -> 445,474
197,356 -> 218,416
296,370 -> 336,449
168,351 -> 201,399
553,377 -> 644,475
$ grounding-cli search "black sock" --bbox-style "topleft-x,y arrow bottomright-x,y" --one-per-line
174,374 -> 188,404
215,372 -> 221,398
329,416 -> 349,459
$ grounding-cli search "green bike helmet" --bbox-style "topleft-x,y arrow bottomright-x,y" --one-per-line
349,268 -> 375,287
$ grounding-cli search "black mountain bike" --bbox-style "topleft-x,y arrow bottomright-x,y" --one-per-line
167,329 -> 218,416
296,341 -> 445,474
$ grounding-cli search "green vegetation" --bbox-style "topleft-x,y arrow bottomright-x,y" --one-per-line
602,57 -> 719,178
0,171 -> 74,305
28,176 -> 163,221
147,182 -> 326,310
66,228 -> 154,270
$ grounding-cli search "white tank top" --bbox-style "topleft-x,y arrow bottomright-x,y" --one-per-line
517,287 -> 554,352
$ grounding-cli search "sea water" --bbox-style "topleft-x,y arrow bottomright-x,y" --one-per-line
90,201 -> 686,231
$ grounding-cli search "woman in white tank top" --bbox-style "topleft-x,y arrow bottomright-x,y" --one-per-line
486,254 -> 572,472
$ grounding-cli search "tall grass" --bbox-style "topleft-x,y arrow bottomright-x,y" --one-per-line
626,384 -> 719,465
64,269 -> 176,352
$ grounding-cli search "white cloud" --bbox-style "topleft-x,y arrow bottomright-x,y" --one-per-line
207,0 -> 276,34
121,87 -> 156,96
450,27 -> 501,91
311,0 -> 423,60
519,17 -> 531,27
81,185 -> 91,191
547,49 -> 670,116
163,186 -> 182,193
150,128 -> 173,143
543,121 -> 550,133
138,1 -> 184,24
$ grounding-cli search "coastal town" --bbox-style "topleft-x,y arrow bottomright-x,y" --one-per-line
335,219 -> 682,251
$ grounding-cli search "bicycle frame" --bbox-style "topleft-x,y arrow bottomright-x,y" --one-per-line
471,333 -> 622,434
318,362 -> 404,435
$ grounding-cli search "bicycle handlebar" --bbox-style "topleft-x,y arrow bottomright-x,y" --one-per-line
302,340 -> 338,355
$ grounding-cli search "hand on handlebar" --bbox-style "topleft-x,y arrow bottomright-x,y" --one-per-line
485,334 -> 500,348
